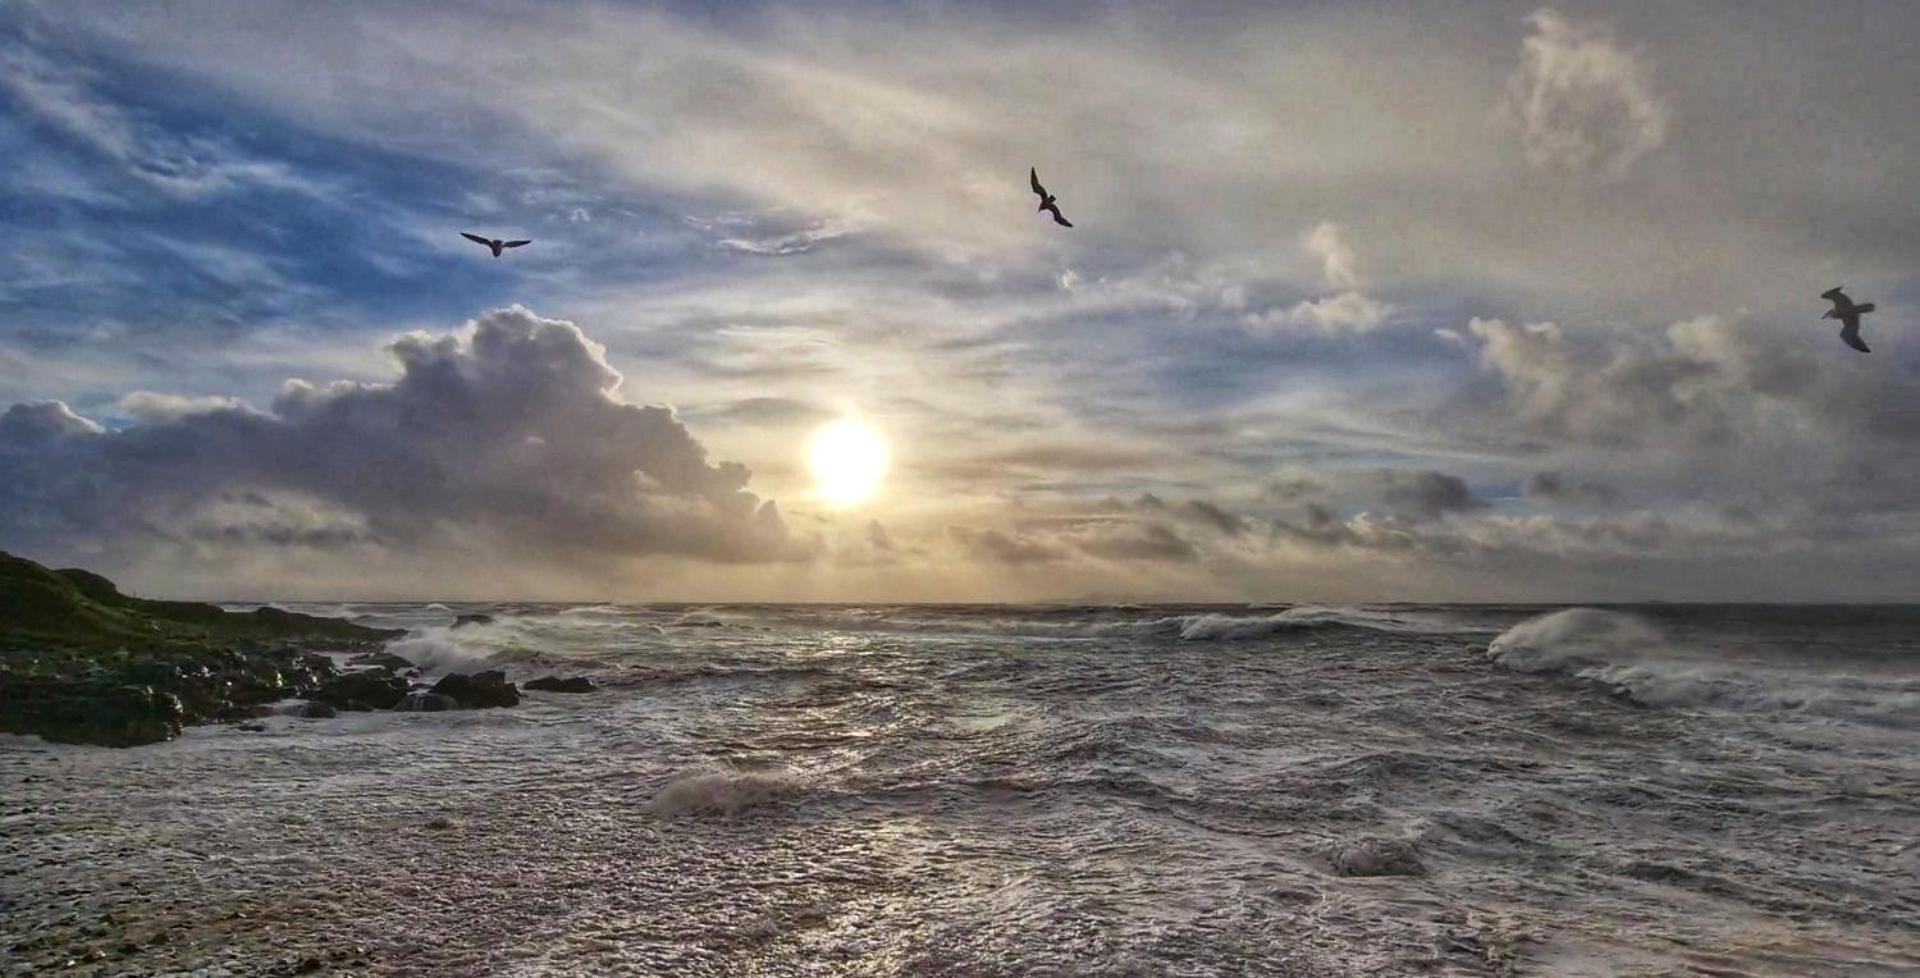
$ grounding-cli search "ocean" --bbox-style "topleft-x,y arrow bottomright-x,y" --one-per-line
4,603 -> 1917,976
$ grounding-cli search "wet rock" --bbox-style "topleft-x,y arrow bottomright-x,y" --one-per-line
430,670 -> 519,708
312,670 -> 409,711
294,701 -> 338,719
237,722 -> 268,733
0,678 -> 184,747
0,550 -> 401,746
345,651 -> 414,672
524,675 -> 597,694
395,691 -> 457,712
1331,838 -> 1425,877
451,613 -> 495,628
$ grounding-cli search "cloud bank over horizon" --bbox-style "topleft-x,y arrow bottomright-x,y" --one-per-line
1,1 -> 1916,601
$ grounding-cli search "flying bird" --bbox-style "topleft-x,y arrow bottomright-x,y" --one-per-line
1029,167 -> 1072,227
461,232 -> 532,258
1820,287 -> 1876,353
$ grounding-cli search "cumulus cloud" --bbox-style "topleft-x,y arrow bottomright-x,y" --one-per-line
1505,9 -> 1671,177
1305,222 -> 1359,290
1245,291 -> 1392,334
0,306 -> 802,569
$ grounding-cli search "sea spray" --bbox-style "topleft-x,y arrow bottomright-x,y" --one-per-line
1489,608 -> 1920,727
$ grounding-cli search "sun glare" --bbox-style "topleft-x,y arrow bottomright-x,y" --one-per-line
807,420 -> 889,507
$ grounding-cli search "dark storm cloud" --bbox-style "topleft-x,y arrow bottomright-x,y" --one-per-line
945,526 -> 1066,565
1368,469 -> 1485,521
1525,471 -> 1620,509
0,307 -> 802,565
1077,523 -> 1200,563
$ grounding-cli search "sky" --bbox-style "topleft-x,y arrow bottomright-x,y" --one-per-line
1,0 -> 1917,602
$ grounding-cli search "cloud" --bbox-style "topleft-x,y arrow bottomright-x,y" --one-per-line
1467,313 -> 1920,526
1077,522 -> 1199,563
1504,9 -> 1671,177
1524,470 -> 1620,509
0,399 -> 103,441
1245,291 -> 1393,334
0,306 -> 803,570
1306,222 -> 1359,290
1368,469 -> 1485,521
0,30 -> 317,199
946,526 -> 1066,564
117,391 -> 249,423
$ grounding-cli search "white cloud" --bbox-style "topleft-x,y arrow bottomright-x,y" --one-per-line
1246,291 -> 1393,334
1305,222 -> 1359,290
1504,8 -> 1671,177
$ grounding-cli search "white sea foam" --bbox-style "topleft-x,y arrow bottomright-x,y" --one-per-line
383,627 -> 499,674
647,769 -> 803,817
1489,608 -> 1920,727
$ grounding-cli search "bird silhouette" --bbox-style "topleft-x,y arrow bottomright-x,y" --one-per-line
1820,287 -> 1876,353
462,232 -> 532,258
1029,167 -> 1072,227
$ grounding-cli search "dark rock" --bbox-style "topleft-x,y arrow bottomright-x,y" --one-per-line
451,613 -> 495,628
430,670 -> 519,709
1,550 -> 402,746
395,691 -> 457,712
294,701 -> 338,719
345,651 -> 415,672
524,675 -> 597,694
312,670 -> 409,711
0,677 -> 184,747
237,722 -> 268,733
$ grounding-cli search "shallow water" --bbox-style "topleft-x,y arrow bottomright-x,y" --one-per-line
4,604 -> 1918,976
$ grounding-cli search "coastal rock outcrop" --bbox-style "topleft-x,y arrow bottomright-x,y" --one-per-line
396,691 -> 458,712
524,675 -> 597,694
429,670 -> 519,708
312,670 -> 410,711
0,550 -> 404,746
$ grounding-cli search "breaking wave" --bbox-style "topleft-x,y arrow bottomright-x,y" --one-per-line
746,605 -> 1489,642
648,769 -> 806,817
382,628 -> 501,674
1489,609 -> 1920,727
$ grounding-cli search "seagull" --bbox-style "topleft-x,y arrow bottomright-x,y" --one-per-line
1029,167 -> 1072,227
1820,286 -> 1876,353
461,232 -> 532,258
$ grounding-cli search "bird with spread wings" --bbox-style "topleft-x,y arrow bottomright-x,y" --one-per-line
1820,287 -> 1876,353
1029,167 -> 1073,228
461,232 -> 532,258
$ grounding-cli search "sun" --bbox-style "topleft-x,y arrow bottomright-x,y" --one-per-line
807,420 -> 889,508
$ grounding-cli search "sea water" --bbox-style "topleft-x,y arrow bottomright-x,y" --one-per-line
3,604 -> 1917,976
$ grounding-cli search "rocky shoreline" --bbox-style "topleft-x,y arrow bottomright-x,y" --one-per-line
0,551 -> 543,747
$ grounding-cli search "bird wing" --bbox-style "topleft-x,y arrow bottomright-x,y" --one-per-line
1030,167 -> 1046,198
1044,203 -> 1072,227
1823,287 -> 1852,306
1839,320 -> 1870,353
461,232 -> 492,247
503,240 -> 532,248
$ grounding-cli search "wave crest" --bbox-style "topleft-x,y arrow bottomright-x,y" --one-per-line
1489,609 -> 1920,727
647,769 -> 804,817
